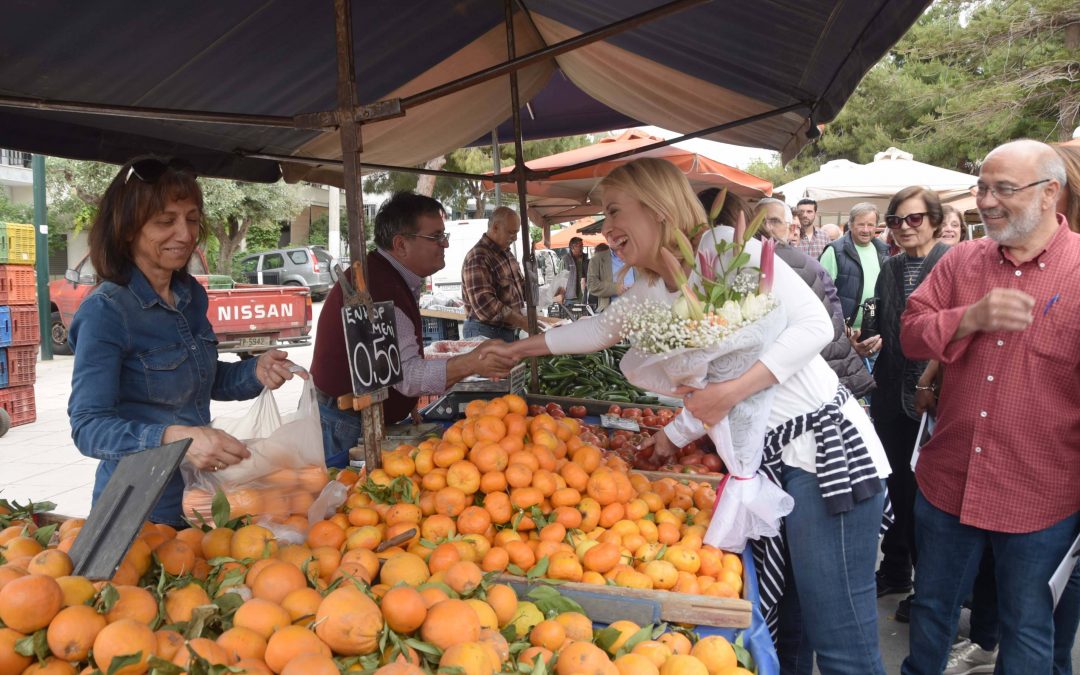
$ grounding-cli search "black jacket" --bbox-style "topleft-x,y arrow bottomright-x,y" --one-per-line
823,233 -> 889,326
775,244 -> 876,398
870,242 -> 950,420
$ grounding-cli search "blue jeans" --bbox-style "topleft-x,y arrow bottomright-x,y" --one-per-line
462,319 -> 517,342
318,400 -> 360,469
775,466 -> 886,675
902,492 -> 1080,675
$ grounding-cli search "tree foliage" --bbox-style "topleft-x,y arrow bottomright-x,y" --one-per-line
758,0 -> 1079,183
41,158 -> 304,274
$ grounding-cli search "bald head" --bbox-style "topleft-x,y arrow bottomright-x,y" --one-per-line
978,139 -> 1066,247
487,206 -> 521,249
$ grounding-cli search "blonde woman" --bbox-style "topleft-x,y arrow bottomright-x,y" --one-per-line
496,158 -> 890,674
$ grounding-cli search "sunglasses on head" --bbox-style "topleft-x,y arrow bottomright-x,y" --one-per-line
124,157 -> 197,185
884,212 -> 928,229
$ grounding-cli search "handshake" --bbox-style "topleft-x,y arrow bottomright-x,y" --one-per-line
457,340 -> 523,381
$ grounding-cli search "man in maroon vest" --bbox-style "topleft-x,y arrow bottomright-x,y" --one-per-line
311,192 -> 516,467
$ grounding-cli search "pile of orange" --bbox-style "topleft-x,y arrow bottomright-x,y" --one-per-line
180,464 -> 331,523
0,394 -> 758,674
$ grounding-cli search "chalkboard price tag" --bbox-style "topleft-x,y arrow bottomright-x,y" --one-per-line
600,414 -> 640,432
342,301 -> 403,395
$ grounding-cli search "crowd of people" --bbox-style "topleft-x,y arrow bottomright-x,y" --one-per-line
64,137 -> 1079,675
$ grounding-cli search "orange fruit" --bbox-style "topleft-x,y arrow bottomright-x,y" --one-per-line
529,619 -> 567,651
92,618 -> 156,675
164,582 -> 211,624
421,599 -> 480,651
614,653 -> 661,675
54,575 -> 95,607
233,599 -> 292,639
603,620 -> 642,655
631,640 -> 673,667
26,550 -> 74,579
281,652 -> 340,675
314,585 -> 384,655
202,527 -> 234,559
381,586 -> 427,634
380,553 -> 430,587
690,635 -> 738,673
251,560 -> 308,605
172,637 -> 230,668
281,587 -> 323,626
306,520 -> 347,550
155,629 -> 186,661
0,574 -> 63,633
105,585 -> 159,625
46,604 -> 106,662
457,506 -> 492,536
231,524 -> 278,559
444,560 -> 483,595
556,640 -> 618,675
0,627 -> 33,674
659,655 -> 708,675
439,641 -> 499,675
265,625 -> 332,673
657,632 -> 693,656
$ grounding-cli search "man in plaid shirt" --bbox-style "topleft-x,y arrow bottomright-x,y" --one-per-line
461,207 -> 532,342
793,198 -> 831,259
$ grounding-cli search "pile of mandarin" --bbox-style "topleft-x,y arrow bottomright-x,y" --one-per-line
0,394 -> 755,675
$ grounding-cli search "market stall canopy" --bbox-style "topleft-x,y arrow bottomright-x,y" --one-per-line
536,219 -> 607,249
489,129 -> 774,226
0,0 -> 930,184
775,147 -> 978,217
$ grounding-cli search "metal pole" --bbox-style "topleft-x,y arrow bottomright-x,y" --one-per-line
504,0 -> 540,392
32,154 -> 52,360
334,0 -> 386,469
492,130 -> 501,207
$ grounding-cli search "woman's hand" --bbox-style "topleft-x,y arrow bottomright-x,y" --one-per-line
850,330 -> 882,359
675,380 -> 741,426
255,349 -> 306,390
639,428 -> 678,465
165,426 -> 250,471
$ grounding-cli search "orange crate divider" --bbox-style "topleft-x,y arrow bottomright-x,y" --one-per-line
7,305 -> 39,346
0,265 -> 37,305
0,385 -> 36,426
2,345 -> 37,387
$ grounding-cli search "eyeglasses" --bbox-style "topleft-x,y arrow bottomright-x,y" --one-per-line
124,157 -> 196,185
884,212 -> 928,229
404,232 -> 450,244
974,179 -> 1050,199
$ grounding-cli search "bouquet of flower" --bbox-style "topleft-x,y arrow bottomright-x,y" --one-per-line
615,191 -> 793,550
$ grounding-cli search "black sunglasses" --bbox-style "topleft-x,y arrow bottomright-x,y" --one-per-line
885,212 -> 928,229
124,157 -> 197,185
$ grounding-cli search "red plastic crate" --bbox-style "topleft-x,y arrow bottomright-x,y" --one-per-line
0,266 -> 37,305
0,385 -> 35,426
7,305 -> 39,346
1,345 -> 37,387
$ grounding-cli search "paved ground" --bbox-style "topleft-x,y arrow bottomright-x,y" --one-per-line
2,300 -> 1076,672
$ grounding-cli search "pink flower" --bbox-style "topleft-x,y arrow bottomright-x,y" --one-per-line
759,238 -> 775,294
698,250 -> 717,282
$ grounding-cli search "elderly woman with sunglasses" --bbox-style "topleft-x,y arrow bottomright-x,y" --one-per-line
67,157 -> 302,528
869,186 -> 952,616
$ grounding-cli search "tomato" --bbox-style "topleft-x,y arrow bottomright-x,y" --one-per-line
568,406 -> 588,418
549,408 -> 566,419
701,454 -> 724,472
528,405 -> 545,416
621,408 -> 643,419
643,408 -> 655,417
607,405 -> 622,416
641,415 -> 660,427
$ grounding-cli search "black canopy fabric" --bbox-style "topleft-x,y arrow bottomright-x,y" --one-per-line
0,0 -> 930,182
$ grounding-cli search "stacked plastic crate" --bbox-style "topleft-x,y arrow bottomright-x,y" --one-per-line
0,222 -> 39,426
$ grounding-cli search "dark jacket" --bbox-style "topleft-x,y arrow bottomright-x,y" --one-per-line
871,242 -> 950,420
824,233 -> 889,326
775,244 -> 876,398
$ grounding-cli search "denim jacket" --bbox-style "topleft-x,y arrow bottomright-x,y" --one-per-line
68,266 -> 261,526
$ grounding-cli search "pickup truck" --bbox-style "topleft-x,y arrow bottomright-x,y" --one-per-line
49,250 -> 312,357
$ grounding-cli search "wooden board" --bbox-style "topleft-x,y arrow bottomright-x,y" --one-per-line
495,575 -> 752,629
420,308 -> 467,322
631,470 -> 726,487
525,394 -> 678,416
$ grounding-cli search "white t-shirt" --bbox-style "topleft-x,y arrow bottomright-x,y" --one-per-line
543,227 -> 890,479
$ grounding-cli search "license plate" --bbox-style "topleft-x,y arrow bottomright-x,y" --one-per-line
238,336 -> 271,348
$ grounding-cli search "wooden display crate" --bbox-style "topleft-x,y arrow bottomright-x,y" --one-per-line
496,574 -> 752,629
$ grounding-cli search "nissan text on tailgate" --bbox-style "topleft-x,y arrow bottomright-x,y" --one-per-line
49,250 -> 312,357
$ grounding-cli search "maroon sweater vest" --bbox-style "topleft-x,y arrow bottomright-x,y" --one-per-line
310,250 -> 423,424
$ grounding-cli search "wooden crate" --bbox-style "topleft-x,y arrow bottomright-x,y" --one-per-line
495,575 -> 752,629
631,469 -> 725,487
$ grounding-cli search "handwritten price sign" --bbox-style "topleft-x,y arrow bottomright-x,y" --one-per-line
342,301 -> 403,395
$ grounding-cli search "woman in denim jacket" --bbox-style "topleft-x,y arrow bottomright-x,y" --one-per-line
67,157 -> 301,527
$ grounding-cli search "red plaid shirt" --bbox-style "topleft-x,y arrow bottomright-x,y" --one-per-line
901,218 -> 1080,533
461,234 -> 526,324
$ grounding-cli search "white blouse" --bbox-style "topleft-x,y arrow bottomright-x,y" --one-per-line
543,227 -> 890,479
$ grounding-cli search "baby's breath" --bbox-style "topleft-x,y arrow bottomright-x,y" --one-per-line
615,296 -> 776,354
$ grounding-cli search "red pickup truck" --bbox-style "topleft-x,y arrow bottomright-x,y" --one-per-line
49,250 -> 312,357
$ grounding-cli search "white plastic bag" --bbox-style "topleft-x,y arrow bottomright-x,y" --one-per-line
538,269 -> 570,308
